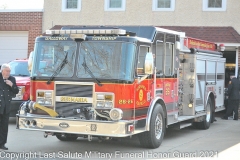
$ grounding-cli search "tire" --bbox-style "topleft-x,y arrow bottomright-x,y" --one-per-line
138,103 -> 166,149
196,98 -> 213,130
56,134 -> 78,141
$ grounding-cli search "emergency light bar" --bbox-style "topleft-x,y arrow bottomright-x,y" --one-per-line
46,29 -> 126,35
70,34 -> 86,40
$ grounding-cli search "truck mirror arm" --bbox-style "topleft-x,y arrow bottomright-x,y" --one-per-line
138,74 -> 149,84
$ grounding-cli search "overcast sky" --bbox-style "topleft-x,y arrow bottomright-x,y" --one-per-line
0,0 -> 44,9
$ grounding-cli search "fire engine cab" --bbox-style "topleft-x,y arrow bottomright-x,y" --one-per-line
17,26 -> 225,149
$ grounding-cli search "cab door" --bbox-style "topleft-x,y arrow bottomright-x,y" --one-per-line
135,45 -> 153,120
155,33 -> 178,124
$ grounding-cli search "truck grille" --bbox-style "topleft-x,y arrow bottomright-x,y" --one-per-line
56,84 -> 93,97
56,102 -> 92,117
55,83 -> 93,117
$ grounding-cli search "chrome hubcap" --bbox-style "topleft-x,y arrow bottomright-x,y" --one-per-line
206,102 -> 211,122
155,113 -> 163,139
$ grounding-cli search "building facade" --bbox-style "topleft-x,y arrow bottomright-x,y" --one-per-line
43,0 -> 240,33
0,10 -> 43,64
43,0 -> 240,76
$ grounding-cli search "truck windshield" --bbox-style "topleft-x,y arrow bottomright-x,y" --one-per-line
9,61 -> 30,76
77,42 -> 136,82
32,41 -> 77,77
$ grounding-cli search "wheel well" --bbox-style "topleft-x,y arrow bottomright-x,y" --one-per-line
209,92 -> 215,110
155,99 -> 167,127
146,98 -> 168,131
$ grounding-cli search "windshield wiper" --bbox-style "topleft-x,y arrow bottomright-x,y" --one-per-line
82,61 -> 102,87
12,74 -> 29,77
47,52 -> 68,84
19,74 -> 29,77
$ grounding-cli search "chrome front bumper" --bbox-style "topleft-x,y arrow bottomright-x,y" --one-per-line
17,113 -> 134,137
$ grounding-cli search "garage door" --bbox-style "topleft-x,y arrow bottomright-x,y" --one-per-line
0,31 -> 28,65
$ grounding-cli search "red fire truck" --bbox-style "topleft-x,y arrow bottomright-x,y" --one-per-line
17,26 -> 225,148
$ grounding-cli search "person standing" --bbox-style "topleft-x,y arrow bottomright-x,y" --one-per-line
222,73 -> 240,120
0,63 -> 19,150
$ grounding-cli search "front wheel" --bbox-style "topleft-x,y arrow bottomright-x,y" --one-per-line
56,134 -> 78,141
138,103 -> 166,149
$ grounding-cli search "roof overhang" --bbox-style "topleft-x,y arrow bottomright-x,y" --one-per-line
156,27 -> 185,38
215,43 -> 240,47
0,9 -> 43,12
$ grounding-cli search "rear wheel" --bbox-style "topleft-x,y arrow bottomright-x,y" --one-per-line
138,103 -> 166,148
56,134 -> 78,141
195,98 -> 213,129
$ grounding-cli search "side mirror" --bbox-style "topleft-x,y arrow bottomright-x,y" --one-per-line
144,52 -> 154,74
28,51 -> 34,73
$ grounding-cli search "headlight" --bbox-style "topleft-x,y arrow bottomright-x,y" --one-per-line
37,98 -> 45,105
21,87 -> 25,95
12,86 -> 25,100
16,94 -> 23,100
96,94 -> 113,101
110,108 -> 123,121
95,93 -> 114,109
45,92 -> 52,98
105,101 -> 113,108
36,90 -> 53,106
96,101 -> 104,108
97,94 -> 105,100
45,99 -> 52,105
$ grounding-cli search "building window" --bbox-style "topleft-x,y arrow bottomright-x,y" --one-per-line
67,0 -> 78,9
158,0 -> 171,8
62,0 -> 81,12
203,0 -> 227,11
104,0 -> 126,11
152,0 -> 175,11
110,0 -> 122,8
208,0 -> 222,7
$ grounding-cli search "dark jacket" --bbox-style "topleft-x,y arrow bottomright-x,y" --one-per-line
228,77 -> 240,100
0,73 -> 19,114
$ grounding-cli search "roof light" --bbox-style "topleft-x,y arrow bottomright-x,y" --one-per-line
70,34 -> 86,40
54,30 -> 60,34
46,29 -> 126,35
60,30 -> 65,34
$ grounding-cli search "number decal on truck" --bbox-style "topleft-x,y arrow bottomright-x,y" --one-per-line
118,99 -> 133,104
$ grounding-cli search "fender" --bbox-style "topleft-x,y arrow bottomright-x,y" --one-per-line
205,91 -> 215,110
146,97 -> 167,131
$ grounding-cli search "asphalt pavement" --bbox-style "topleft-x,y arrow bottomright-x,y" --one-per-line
1,112 -> 240,160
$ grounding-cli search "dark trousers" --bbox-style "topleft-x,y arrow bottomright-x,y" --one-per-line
0,113 -> 10,145
224,99 -> 239,120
